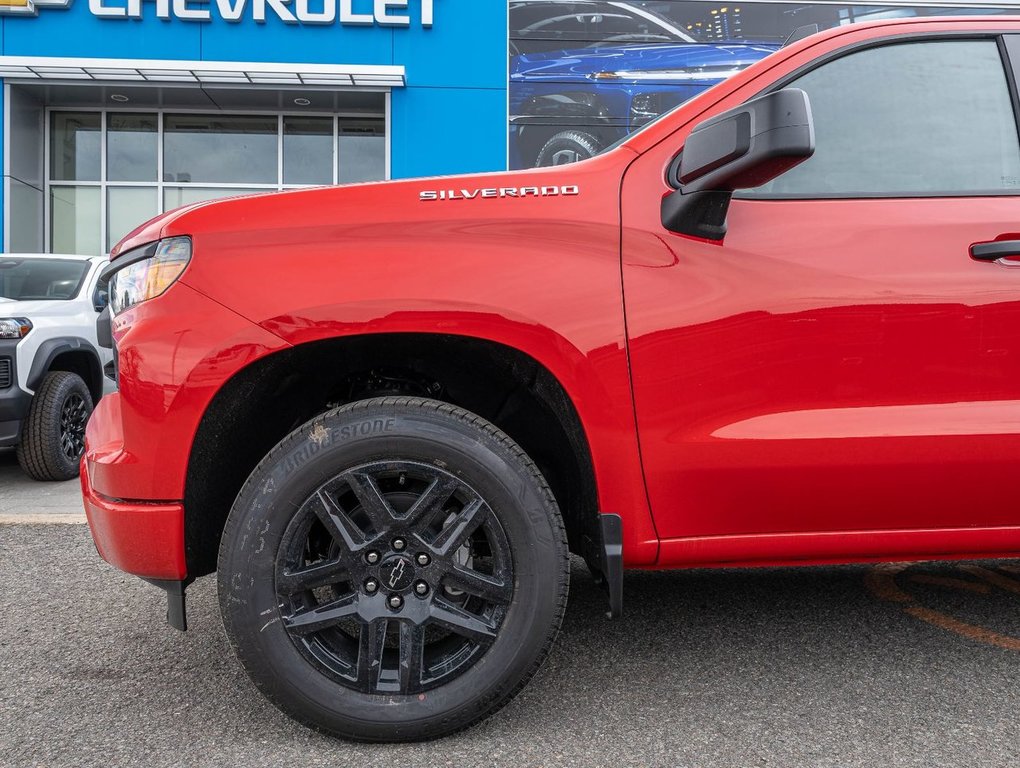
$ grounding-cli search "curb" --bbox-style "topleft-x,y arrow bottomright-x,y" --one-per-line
0,514 -> 87,525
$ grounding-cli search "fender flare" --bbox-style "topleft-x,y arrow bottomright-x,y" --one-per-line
27,337 -> 104,403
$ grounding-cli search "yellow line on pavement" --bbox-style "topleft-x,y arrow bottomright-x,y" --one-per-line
904,604 -> 1020,653
961,564 -> 1020,595
908,574 -> 992,594
867,562 -> 1020,653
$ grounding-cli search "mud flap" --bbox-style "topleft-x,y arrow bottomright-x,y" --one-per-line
145,577 -> 193,631
583,513 -> 623,619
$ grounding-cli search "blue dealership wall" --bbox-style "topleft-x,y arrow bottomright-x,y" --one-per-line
0,0 -> 509,245
0,100 -> 4,250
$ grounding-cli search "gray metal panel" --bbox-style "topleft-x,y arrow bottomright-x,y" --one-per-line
204,88 -> 385,113
11,83 -> 218,109
7,178 -> 43,252
8,86 -> 43,189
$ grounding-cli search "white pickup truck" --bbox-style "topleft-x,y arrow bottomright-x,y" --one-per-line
0,254 -> 111,481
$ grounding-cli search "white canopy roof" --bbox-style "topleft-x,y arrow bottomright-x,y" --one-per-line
0,56 -> 405,87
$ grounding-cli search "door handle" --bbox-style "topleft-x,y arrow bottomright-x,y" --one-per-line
970,240 -> 1020,263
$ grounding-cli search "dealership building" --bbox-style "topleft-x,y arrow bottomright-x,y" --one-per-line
0,0 -> 507,255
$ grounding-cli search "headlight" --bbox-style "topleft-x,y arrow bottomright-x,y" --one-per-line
109,237 -> 191,316
631,93 -> 668,126
0,318 -> 32,340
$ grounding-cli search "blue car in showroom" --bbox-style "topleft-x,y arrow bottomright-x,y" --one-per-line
509,1 -> 780,167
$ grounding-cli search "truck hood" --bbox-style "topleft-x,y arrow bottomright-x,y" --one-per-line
112,147 -> 637,271
0,298 -> 82,316
511,41 -> 779,82
127,149 -> 635,339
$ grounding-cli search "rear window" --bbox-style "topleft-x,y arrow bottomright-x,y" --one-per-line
0,258 -> 90,301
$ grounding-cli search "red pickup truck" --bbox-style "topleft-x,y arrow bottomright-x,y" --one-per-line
83,16 -> 1020,742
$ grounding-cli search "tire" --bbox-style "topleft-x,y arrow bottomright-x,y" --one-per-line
535,130 -> 602,167
16,371 -> 93,482
217,397 -> 570,742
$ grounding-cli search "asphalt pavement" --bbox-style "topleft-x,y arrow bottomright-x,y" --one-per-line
0,448 -> 84,523
3,515 -> 1020,767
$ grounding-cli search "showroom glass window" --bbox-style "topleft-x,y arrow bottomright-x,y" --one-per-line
744,39 -> 1020,198
47,111 -> 387,256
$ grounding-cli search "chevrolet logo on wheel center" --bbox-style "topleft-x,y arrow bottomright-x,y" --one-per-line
0,0 -> 436,25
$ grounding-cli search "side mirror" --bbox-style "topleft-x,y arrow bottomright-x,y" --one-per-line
661,88 -> 815,240
93,288 -> 109,313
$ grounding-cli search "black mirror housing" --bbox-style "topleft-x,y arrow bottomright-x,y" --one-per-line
662,88 -> 815,240
678,88 -> 814,192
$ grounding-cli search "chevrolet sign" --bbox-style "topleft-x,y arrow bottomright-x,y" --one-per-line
2,0 -> 436,24
0,0 -> 71,16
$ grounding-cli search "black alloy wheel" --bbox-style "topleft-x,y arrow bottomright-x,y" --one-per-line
276,460 -> 514,695
59,392 -> 89,461
218,397 -> 569,742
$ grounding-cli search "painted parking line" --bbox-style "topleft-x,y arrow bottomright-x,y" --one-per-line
867,562 -> 1020,653
962,564 -> 1020,595
907,574 -> 991,594
0,514 -> 87,524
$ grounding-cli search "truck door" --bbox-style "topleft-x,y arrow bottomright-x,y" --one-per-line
622,35 -> 1020,552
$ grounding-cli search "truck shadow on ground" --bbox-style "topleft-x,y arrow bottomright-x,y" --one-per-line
159,557 -> 1020,750
6,524 -> 1020,766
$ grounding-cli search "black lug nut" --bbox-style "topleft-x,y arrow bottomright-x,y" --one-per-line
416,553 -> 431,567
388,594 -> 404,610
365,550 -> 381,565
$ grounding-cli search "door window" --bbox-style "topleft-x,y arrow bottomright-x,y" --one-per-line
745,40 -> 1020,198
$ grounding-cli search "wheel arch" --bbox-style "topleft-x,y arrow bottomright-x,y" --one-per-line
27,337 -> 104,404
183,332 -> 601,578
513,93 -> 617,166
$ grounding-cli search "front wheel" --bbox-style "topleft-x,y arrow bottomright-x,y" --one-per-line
16,371 -> 93,481
535,130 -> 602,167
218,397 -> 569,742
